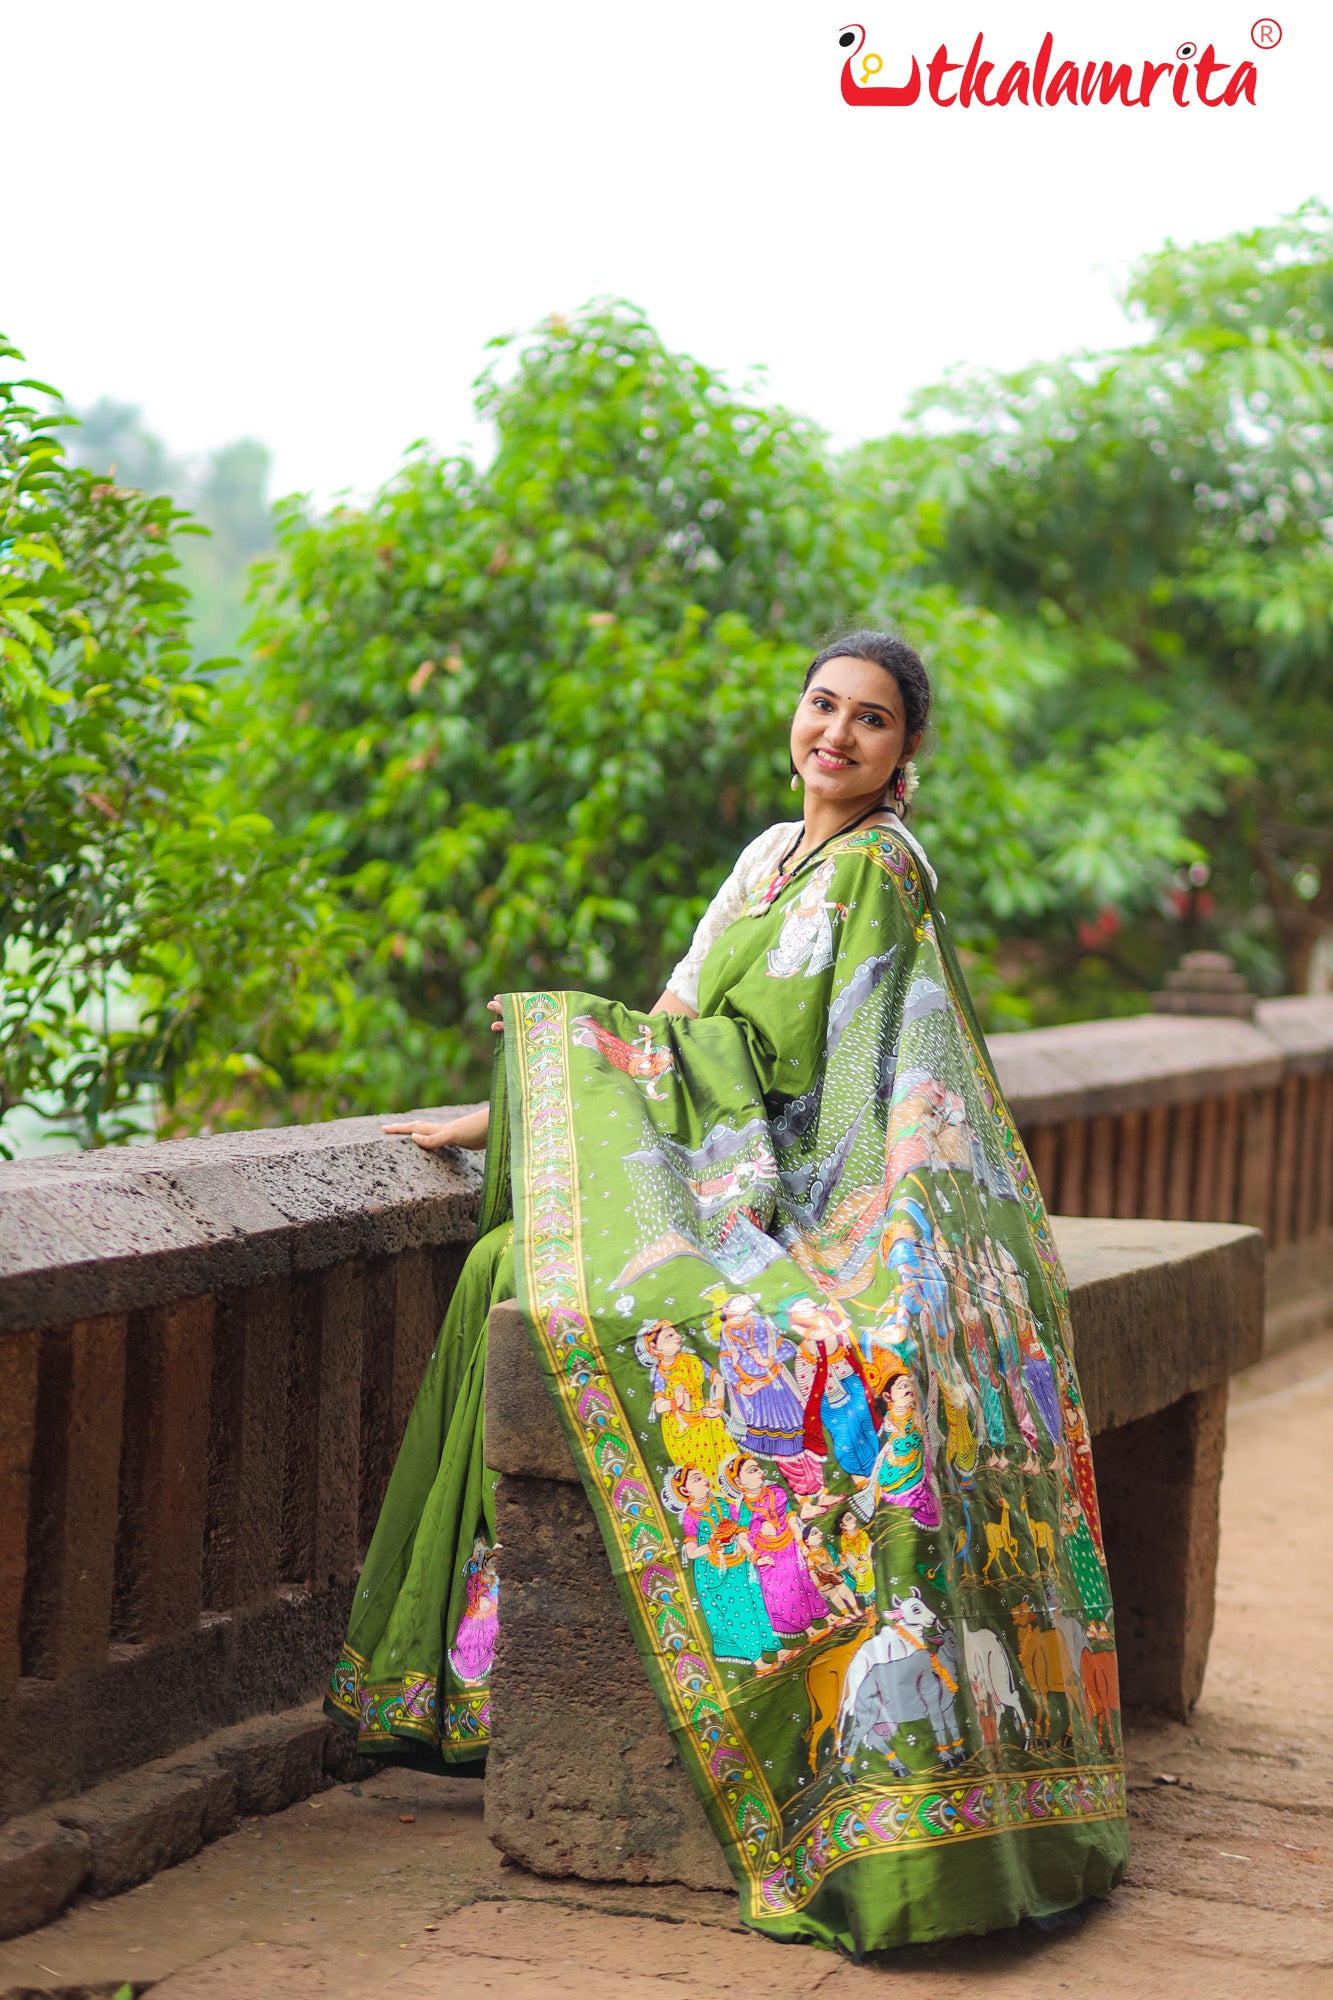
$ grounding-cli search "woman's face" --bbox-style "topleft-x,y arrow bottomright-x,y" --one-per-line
887,1374 -> 917,1415
738,1458 -> 764,1494
655,1323 -> 682,1361
790,655 -> 916,810
840,1511 -> 857,1537
685,1468 -> 711,1504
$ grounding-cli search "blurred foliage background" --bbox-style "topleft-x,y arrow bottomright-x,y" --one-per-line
3,205 -> 1332,1150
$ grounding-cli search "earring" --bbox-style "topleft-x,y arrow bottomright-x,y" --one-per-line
790,774 -> 800,792
893,767 -> 907,808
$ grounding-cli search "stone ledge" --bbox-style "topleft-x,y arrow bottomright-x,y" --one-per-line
988,994 -> 1333,1126
0,1109 -> 484,1332
0,1702 -> 375,1939
53,1758 -> 238,1899
485,1215 -> 1266,1482
0,1814 -> 91,1943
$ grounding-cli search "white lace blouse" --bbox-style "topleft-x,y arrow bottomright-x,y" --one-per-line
664,814 -> 936,1011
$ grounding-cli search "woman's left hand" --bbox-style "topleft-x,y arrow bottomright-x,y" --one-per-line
488,997 -> 503,1033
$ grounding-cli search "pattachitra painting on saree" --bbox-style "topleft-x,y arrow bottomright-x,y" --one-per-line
496,825 -> 1127,1953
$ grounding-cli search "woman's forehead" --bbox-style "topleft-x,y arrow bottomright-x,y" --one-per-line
807,655 -> 901,708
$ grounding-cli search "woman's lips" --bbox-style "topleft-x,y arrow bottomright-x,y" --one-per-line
813,749 -> 854,770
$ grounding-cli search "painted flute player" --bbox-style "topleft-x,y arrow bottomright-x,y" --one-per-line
326,631 -> 1127,1952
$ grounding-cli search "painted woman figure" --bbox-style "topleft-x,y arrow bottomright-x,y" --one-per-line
850,1363 -> 942,1529
937,1233 -> 1008,1467
976,1233 -> 1042,1472
724,1453 -> 829,1640
635,1318 -> 731,1480
330,630 -> 1126,1952
998,1245 -> 1061,1447
764,855 -> 847,978
837,1507 -> 875,1599
448,1540 -> 499,1685
880,1211 -> 978,1480
786,1296 -> 880,1479
800,1522 -> 862,1622
668,1465 -> 780,1666
716,1293 -> 823,1495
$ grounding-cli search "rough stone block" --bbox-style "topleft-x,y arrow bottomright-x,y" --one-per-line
55,1757 -> 237,1896
209,1705 -> 332,1816
484,1301 -> 578,1483
1055,1217 -> 1264,1431
486,1474 -> 730,1892
1096,1381 -> 1229,1719
323,1725 -> 380,1786
0,1811 -> 91,1940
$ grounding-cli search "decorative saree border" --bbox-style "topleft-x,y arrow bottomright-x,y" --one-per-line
327,1644 -> 490,1756
506,957 -> 1125,1923
762,1766 -> 1125,1909
508,989 -> 775,1899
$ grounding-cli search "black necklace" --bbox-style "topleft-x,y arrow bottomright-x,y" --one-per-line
754,801 -> 890,911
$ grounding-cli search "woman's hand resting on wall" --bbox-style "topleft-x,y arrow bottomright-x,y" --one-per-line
383,1000 -> 503,1149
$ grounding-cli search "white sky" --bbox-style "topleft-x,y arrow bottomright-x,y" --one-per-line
5,0 -> 1329,501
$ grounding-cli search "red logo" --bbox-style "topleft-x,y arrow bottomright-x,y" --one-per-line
838,22 -> 1268,108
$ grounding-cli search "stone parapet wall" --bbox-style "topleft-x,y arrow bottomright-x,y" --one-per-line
989,995 -> 1333,1352
0,1111 -> 483,1830
0,997 -> 1326,1842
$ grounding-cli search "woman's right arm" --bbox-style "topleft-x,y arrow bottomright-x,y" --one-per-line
384,997 -> 503,1149
383,1104 -> 489,1149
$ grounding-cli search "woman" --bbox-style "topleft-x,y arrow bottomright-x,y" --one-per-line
724,1452 -> 830,1641
714,1292 -> 823,1493
667,1464 -> 781,1666
848,1362 -> 941,1529
785,1295 -> 880,1479
327,630 -> 1127,1951
836,1506 -> 875,1600
635,1317 -> 732,1480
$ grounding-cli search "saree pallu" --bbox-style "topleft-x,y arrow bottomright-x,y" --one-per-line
330,823 -> 1127,1951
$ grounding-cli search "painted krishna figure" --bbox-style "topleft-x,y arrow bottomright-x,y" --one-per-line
326,631 -> 1127,1952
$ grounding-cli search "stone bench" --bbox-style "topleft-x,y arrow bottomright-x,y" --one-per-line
482,1215 -> 1263,1890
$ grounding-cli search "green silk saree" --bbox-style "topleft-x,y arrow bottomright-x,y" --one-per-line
331,822 -> 1127,1952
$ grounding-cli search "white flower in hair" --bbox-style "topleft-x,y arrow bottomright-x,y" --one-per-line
902,759 -> 919,803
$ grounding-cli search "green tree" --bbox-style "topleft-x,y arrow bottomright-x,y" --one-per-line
238,301 -> 1225,1114
1,338 -> 353,1155
888,202 -> 1333,1001
66,400 -> 275,662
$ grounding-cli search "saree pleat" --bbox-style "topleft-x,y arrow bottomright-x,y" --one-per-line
330,823 -> 1127,1950
325,1226 -> 513,1763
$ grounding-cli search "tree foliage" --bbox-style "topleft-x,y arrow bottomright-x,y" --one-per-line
11,206 -> 1331,1148
0,341 -> 352,1154
239,300 -> 1246,1115
894,202 -> 1333,999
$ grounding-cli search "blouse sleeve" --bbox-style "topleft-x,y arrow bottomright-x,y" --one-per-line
665,823 -> 798,1010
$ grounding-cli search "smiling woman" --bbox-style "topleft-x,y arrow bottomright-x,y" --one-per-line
327,629 -> 1127,1954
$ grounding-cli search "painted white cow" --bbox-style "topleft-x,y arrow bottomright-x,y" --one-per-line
962,1621 -> 1030,1747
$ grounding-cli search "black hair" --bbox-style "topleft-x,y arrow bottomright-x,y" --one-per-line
802,630 -> 931,755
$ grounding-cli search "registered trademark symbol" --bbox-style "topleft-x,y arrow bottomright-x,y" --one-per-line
1251,17 -> 1282,47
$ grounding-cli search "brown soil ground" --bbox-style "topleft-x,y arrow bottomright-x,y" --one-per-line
3,1332 -> 1330,2000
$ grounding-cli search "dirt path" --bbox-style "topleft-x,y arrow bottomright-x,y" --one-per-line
3,1334 -> 1330,2000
